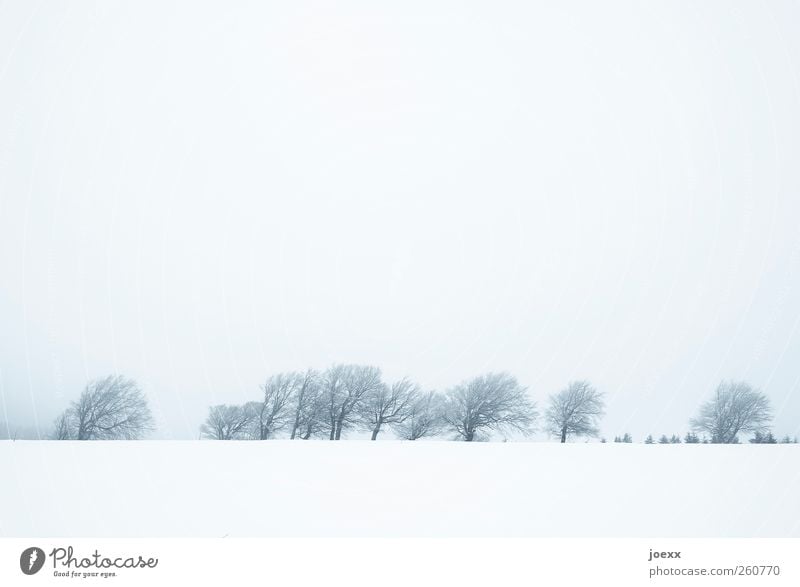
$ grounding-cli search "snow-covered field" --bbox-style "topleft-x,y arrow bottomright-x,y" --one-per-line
1,441 -> 798,537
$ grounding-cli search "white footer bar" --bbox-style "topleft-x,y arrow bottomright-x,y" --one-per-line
1,538 -> 797,586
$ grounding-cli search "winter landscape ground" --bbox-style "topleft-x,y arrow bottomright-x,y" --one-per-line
1,441 -> 798,537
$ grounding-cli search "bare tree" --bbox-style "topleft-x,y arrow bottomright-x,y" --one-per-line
545,380 -> 605,443
690,381 -> 772,444
295,392 -> 328,439
321,364 -> 349,440
51,411 -> 74,440
359,378 -> 421,440
52,375 -> 154,440
393,390 -> 445,440
322,364 -> 383,440
442,372 -> 537,441
289,369 -> 326,440
200,404 -> 254,440
250,372 -> 301,439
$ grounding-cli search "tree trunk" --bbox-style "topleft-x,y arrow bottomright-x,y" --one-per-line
334,412 -> 345,440
465,430 -> 474,442
560,426 -> 567,443
290,386 -> 306,440
371,422 -> 382,441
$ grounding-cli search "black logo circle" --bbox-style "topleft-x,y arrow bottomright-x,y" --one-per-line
20,547 -> 45,575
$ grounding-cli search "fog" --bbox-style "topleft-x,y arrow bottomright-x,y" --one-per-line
1,0 -> 799,440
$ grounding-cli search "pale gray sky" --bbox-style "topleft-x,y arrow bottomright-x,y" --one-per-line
1,0 -> 799,440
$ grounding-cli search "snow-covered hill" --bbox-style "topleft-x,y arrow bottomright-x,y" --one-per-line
1,441 -> 797,537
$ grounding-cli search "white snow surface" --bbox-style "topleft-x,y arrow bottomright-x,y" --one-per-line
1,441 -> 798,537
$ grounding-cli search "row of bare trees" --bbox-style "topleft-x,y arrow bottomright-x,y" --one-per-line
200,367 -> 540,441
199,366 -> 604,442
200,374 -> 784,443
47,370 -> 783,444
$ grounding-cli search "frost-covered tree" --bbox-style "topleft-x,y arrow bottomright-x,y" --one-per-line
51,411 -> 73,440
442,372 -> 537,441
658,434 -> 670,444
321,365 -> 348,440
359,378 -> 420,440
684,432 -> 700,443
644,435 -> 655,444
394,391 -> 445,440
545,380 -> 605,443
250,372 -> 302,439
321,364 -> 383,440
52,375 -> 154,440
201,404 -> 254,440
289,369 -> 326,440
690,381 -> 772,444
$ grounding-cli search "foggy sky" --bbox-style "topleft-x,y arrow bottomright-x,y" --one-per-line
1,0 -> 799,440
